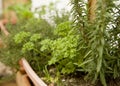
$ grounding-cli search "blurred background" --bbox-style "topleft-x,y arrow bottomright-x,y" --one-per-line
0,0 -> 71,18
0,0 -> 120,86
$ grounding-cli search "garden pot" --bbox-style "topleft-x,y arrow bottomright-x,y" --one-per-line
16,71 -> 31,86
0,20 -> 9,36
16,58 -> 47,86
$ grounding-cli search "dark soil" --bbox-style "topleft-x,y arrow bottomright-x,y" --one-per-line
61,77 -> 120,86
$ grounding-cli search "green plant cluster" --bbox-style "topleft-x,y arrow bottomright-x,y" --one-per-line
41,21 -> 80,74
71,0 -> 120,86
0,2 -> 70,78
0,5 -> 54,71
8,3 -> 33,19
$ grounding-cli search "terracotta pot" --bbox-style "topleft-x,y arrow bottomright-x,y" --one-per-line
16,58 -> 47,86
0,21 -> 9,36
16,71 -> 31,86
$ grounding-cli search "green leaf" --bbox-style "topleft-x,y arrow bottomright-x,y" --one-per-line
14,31 -> 31,44
97,56 -> 102,73
48,57 -> 57,65
22,42 -> 34,53
83,50 -> 92,59
100,71 -> 107,86
30,34 -> 41,42
74,59 -> 93,67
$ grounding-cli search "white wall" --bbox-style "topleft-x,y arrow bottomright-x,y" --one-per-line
31,0 -> 71,21
31,0 -> 71,12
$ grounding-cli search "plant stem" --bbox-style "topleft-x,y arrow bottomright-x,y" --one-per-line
88,0 -> 97,22
34,48 -> 50,58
